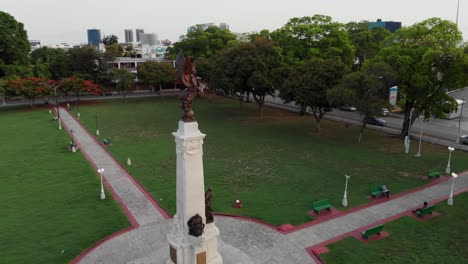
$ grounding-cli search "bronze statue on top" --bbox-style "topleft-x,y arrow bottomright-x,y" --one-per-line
176,50 -> 201,122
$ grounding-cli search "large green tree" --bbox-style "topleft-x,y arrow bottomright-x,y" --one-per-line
68,46 -> 99,81
167,26 -> 237,59
271,15 -> 355,67
345,21 -> 391,70
110,68 -> 134,97
211,38 -> 283,116
30,47 -> 72,79
280,58 -> 346,131
137,61 -> 174,92
328,62 -> 396,143
0,11 -> 30,68
376,18 -> 467,137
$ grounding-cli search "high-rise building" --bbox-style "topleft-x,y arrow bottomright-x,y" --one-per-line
29,40 -> 41,51
219,23 -> 229,30
136,29 -> 144,42
368,19 -> 401,33
125,29 -> 134,43
87,29 -> 101,48
140,33 -> 159,46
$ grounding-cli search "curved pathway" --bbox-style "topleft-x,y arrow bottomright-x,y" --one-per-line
59,108 -> 468,264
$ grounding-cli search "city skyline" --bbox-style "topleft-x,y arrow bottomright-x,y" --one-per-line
1,0 -> 466,45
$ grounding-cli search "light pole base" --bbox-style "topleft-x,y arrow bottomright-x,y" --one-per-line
341,198 -> 348,207
447,197 -> 453,205
96,130 -> 100,135
415,152 -> 421,157
100,191 -> 106,200
445,167 -> 451,175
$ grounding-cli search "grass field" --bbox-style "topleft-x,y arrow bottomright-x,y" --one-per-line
74,96 -> 468,226
0,108 -> 129,264
321,192 -> 468,263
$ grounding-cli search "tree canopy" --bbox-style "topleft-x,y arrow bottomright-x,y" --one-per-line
375,17 -> 466,136
271,15 -> 355,67
137,61 -> 174,90
280,58 -> 346,131
345,21 -> 391,70
0,11 -> 30,66
211,38 -> 283,115
166,26 -> 238,59
102,35 -> 119,46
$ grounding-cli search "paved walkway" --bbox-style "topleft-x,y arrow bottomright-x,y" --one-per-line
59,108 -> 468,264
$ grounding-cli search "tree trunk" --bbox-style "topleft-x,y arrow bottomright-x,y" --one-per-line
400,101 -> 415,138
315,118 -> 321,132
299,104 -> 306,116
358,116 -> 369,144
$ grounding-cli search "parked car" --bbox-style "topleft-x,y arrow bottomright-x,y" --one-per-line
367,116 -> 387,126
460,135 -> 468,145
380,108 -> 389,116
339,105 -> 357,111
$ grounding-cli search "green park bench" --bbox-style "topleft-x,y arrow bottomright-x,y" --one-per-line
103,137 -> 112,145
416,205 -> 436,218
370,185 -> 383,198
427,170 -> 440,179
361,224 -> 385,239
312,199 -> 332,214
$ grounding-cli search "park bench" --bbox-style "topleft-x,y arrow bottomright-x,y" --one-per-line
361,224 -> 385,239
312,199 -> 332,214
370,185 -> 383,198
103,137 -> 112,145
416,205 -> 436,218
427,170 -> 440,179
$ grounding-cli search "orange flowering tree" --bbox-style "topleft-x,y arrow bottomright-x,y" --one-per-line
6,77 -> 49,107
61,76 -> 101,110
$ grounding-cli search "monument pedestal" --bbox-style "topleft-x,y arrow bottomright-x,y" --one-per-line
166,121 -> 222,264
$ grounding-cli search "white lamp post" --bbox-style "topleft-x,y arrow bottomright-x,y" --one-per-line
446,147 -> 455,174
58,118 -> 62,130
341,174 -> 351,207
447,172 -> 458,205
98,168 -> 106,200
415,110 -> 425,157
95,114 -> 100,135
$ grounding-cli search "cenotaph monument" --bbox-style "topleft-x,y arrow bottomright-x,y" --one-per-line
166,51 -> 222,264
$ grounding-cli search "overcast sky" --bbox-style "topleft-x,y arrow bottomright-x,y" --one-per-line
1,0 -> 466,45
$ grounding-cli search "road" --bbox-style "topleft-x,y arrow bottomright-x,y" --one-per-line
264,88 -> 468,151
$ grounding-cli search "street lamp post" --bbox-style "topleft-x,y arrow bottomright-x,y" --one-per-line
446,147 -> 455,174
98,168 -> 106,200
415,110 -> 425,157
70,129 -> 76,152
95,114 -> 100,135
341,174 -> 351,207
456,0 -> 461,26
447,172 -> 458,205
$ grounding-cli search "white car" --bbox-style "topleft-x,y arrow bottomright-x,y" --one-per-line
380,108 -> 389,116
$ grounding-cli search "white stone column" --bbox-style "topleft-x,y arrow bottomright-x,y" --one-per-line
167,121 -> 222,264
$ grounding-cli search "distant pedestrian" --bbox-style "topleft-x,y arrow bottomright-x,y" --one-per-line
381,184 -> 390,198
412,201 -> 429,214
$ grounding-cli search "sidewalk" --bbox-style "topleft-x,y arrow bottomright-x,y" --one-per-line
59,107 -> 468,264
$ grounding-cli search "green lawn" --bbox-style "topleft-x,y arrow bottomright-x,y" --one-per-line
75,96 -> 468,226
322,192 -> 468,263
0,108 -> 129,264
